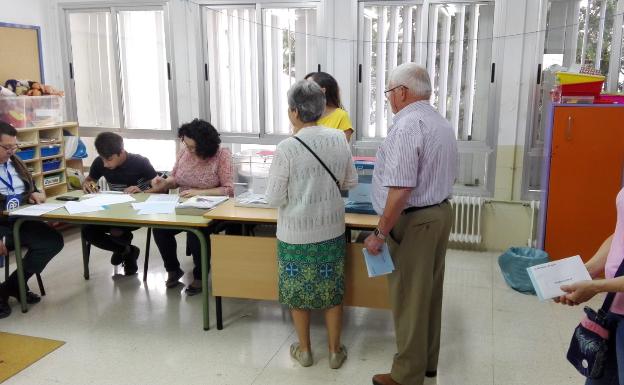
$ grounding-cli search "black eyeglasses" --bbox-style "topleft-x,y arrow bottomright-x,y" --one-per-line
384,84 -> 407,96
0,144 -> 18,152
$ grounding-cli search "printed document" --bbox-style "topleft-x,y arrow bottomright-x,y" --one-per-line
9,203 -> 65,217
132,202 -> 176,215
64,201 -> 105,215
527,255 -> 592,301
362,244 -> 395,278
81,193 -> 135,206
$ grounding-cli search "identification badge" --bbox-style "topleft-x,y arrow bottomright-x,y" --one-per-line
5,194 -> 20,211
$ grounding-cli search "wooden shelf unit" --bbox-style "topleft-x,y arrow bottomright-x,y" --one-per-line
14,121 -> 80,196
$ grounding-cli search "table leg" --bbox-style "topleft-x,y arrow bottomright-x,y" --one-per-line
12,218 -> 28,313
190,228 -> 210,331
216,296 -> 223,330
81,228 -> 90,280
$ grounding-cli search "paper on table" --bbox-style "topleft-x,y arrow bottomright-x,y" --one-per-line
80,194 -> 136,206
145,194 -> 179,203
9,203 -> 65,217
527,255 -> 592,301
65,201 -> 105,215
362,244 -> 395,277
132,202 -> 176,215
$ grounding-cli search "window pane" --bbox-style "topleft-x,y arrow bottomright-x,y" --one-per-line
263,7 -> 318,135
68,12 -> 120,128
117,10 -> 171,130
429,3 -> 494,142
124,139 -> 176,171
361,5 -> 421,139
204,7 -> 260,134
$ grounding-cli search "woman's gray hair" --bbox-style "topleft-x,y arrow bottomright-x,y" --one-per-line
389,63 -> 432,99
287,80 -> 326,123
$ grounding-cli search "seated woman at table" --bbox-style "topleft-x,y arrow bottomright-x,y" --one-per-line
150,119 -> 233,295
266,80 -> 358,369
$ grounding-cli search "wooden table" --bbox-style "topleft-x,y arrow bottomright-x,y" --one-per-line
204,200 -> 387,330
10,192 -> 215,330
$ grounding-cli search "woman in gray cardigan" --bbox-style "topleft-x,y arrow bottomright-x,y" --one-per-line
266,80 -> 357,369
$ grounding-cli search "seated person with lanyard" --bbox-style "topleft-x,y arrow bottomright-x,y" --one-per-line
81,132 -> 158,275
0,121 -> 64,319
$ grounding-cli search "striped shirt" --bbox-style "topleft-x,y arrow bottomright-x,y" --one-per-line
371,100 -> 458,215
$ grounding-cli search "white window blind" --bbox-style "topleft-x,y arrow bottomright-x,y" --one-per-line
202,3 -> 319,137
429,3 -> 494,142
118,10 -> 171,131
262,7 -> 318,135
360,4 -> 423,139
204,6 -> 260,135
68,12 -> 120,128
65,7 -> 173,132
358,1 -> 496,193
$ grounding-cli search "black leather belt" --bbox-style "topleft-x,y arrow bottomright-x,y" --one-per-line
402,199 -> 448,215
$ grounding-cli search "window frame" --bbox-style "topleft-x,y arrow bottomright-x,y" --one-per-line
355,0 -> 500,197
199,0 -> 324,145
59,1 -> 178,140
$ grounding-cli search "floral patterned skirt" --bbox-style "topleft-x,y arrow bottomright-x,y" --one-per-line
277,234 -> 346,310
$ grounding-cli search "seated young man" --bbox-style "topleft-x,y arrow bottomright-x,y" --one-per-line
81,132 -> 157,275
0,121 -> 64,319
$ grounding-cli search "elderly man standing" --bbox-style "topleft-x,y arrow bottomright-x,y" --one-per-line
365,63 -> 458,385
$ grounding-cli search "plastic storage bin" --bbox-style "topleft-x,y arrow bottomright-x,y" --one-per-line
0,96 -> 65,128
556,72 -> 605,85
595,94 -> 624,104
561,81 -> 604,97
41,145 -> 61,157
15,148 -> 36,161
42,159 -> 61,172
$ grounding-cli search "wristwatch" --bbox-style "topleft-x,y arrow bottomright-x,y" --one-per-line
373,228 -> 386,240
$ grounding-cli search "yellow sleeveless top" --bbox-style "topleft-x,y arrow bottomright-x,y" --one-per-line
317,108 -> 353,132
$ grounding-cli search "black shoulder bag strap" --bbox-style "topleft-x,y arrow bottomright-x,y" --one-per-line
293,136 -> 341,190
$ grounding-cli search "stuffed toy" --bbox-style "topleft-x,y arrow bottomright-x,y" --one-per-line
0,86 -> 16,97
3,80 -> 65,97
4,79 -> 30,96
41,84 -> 64,96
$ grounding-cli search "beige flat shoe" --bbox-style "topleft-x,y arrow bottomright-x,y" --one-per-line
329,345 -> 347,369
290,343 -> 313,367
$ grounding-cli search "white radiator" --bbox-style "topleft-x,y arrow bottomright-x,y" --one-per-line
449,196 -> 484,244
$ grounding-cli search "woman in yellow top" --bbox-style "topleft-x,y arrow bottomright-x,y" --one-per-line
304,72 -> 354,142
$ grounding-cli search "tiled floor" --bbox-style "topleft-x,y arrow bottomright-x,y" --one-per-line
1,227 -> 594,385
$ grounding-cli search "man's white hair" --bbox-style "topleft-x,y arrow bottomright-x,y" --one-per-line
389,63 -> 431,99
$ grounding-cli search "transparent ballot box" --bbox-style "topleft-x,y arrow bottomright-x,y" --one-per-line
0,96 -> 65,128
350,158 -> 375,203
233,149 -> 274,207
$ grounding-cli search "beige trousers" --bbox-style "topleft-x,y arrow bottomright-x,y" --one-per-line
386,201 -> 452,385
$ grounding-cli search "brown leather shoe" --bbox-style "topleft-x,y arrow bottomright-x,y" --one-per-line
372,373 -> 402,385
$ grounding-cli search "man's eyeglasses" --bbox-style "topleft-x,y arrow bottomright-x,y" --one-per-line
0,144 -> 18,152
384,84 -> 407,96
